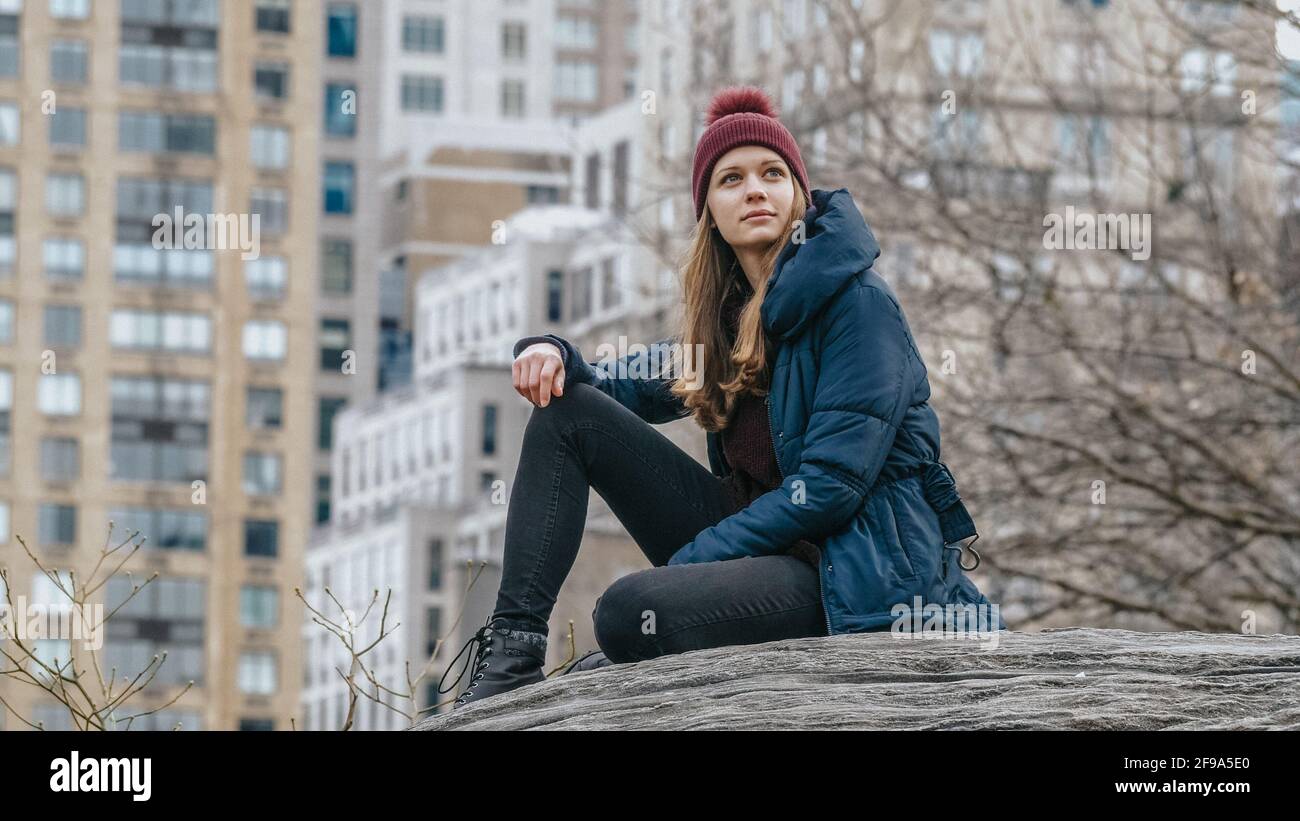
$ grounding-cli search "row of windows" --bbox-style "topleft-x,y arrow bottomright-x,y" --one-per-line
0,173 -> 353,250
0,2 -> 359,87
336,413 -> 469,500
1,96 -> 356,153
1,234 -> 351,296
10,500 -> 279,557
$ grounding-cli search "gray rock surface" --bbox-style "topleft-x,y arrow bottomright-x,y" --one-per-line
411,627 -> 1300,730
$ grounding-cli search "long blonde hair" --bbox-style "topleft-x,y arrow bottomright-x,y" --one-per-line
668,183 -> 808,432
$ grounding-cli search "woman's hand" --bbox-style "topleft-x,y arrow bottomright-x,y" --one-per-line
513,342 -> 566,407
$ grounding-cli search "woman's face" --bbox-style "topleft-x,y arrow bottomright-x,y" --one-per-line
705,145 -> 795,253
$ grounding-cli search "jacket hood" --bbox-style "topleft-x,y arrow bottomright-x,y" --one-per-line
760,188 -> 880,342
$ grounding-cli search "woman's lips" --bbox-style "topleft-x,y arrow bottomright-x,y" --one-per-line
743,214 -> 775,222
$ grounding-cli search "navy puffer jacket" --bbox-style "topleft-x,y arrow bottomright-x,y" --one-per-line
514,188 -> 1006,635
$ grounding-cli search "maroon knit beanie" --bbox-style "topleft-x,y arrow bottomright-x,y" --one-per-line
691,85 -> 811,224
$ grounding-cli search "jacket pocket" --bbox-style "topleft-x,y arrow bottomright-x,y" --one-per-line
878,494 -> 917,581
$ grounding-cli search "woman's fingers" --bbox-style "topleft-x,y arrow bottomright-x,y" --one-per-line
526,356 -> 545,405
512,346 -> 566,407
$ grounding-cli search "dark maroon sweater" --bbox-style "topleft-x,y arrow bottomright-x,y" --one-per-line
719,277 -> 821,568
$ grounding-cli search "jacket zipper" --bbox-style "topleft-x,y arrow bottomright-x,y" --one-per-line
768,392 -> 834,636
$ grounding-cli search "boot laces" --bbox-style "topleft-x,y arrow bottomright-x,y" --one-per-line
437,618 -> 508,704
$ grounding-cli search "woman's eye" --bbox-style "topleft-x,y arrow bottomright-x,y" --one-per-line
766,168 -> 784,177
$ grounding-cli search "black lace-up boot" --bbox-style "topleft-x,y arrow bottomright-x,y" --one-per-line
437,618 -> 547,710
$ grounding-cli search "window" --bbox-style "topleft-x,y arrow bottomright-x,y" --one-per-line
49,107 -> 86,149
324,84 -> 356,137
601,257 -> 621,309
39,504 -> 76,545
1057,113 -> 1110,177
0,500 -> 8,542
783,0 -> 807,38
400,74 -> 443,112
323,161 -> 354,214
240,585 -> 278,628
50,0 -> 90,19
0,167 -> 11,276
482,404 -> 497,455
115,177 -> 214,286
555,61 -> 597,102
39,373 -> 81,416
0,298 -> 10,342
255,0 -> 290,34
51,39 -> 88,84
246,387 -> 283,430
403,15 -> 444,53
321,238 -> 352,293
41,437 -> 79,483
931,107 -> 984,157
501,79 -> 526,118
0,100 -> 17,145
526,185 -> 560,204
110,309 -> 211,353
46,173 -> 85,217
425,607 -> 441,657
327,3 -> 357,58
250,187 -> 288,234
320,318 -> 350,371
44,304 -> 81,348
0,369 -> 9,476
555,15 -> 597,49
427,539 -> 442,589
104,576 -> 206,687
245,256 -> 286,300
251,124 -> 290,170
239,718 -> 274,731
928,29 -> 984,78
43,238 -> 84,281
315,473 -> 330,524
0,10 -> 19,78
107,507 -> 207,551
119,0 -> 219,93
318,397 -> 346,451
546,269 -> 563,321
243,320 -> 287,361
613,141 -> 629,215
239,651 -> 277,695
568,266 -> 592,321
1179,48 -> 1236,96
119,111 -> 215,154
244,519 -> 278,557
254,60 -> 289,99
243,452 -> 281,495
502,21 -> 527,60
585,152 -> 600,209
110,376 -> 209,483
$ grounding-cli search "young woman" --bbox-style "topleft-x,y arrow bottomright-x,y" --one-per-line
438,86 -> 1004,710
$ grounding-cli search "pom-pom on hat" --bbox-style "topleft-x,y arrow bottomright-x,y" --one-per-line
690,85 -> 812,223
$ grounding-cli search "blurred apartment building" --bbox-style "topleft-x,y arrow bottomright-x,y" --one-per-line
313,0 -> 642,529
0,0 -> 322,730
0,0 -> 641,731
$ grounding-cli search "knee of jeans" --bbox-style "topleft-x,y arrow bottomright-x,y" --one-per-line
592,574 -> 657,663
525,381 -> 602,433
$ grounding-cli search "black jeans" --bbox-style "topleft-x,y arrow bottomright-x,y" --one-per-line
491,382 -> 828,664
